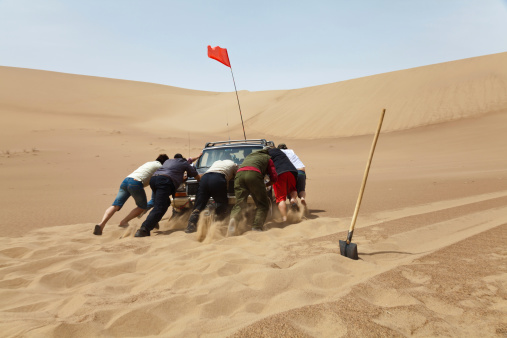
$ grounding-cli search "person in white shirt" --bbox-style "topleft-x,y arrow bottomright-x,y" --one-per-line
93,154 -> 169,235
278,143 -> 307,208
185,159 -> 238,233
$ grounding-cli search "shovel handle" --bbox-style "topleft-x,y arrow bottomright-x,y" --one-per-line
347,109 -> 386,242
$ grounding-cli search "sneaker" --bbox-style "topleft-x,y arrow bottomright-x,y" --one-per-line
251,226 -> 263,232
134,228 -> 150,237
93,225 -> 102,236
185,223 -> 197,234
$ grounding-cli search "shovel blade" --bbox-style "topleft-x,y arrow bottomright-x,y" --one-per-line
339,240 -> 358,260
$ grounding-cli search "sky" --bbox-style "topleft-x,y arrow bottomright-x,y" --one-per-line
1,0 -> 506,92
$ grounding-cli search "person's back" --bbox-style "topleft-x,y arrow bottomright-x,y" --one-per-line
239,149 -> 271,174
267,148 -> 297,175
127,161 -> 163,187
207,159 -> 238,182
154,157 -> 198,188
281,149 -> 305,170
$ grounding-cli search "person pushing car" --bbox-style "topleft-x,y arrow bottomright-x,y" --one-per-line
227,148 -> 277,235
184,159 -> 238,233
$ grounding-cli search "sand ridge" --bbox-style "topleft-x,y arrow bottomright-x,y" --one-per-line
2,52 -> 507,140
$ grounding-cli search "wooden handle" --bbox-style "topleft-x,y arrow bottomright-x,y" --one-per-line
348,109 -> 386,237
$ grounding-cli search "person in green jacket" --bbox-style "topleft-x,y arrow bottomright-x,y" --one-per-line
227,148 -> 278,236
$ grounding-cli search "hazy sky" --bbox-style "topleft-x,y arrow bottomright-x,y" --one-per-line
1,0 -> 506,92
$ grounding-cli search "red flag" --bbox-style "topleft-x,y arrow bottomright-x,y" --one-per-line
208,45 -> 231,67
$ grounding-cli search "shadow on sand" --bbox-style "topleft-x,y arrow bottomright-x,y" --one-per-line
360,250 -> 422,256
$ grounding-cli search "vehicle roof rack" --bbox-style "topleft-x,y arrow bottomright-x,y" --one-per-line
204,139 -> 274,148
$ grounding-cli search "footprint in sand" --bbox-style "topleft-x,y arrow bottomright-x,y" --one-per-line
356,283 -> 419,308
401,268 -> 432,285
288,308 -> 347,337
418,295 -> 464,316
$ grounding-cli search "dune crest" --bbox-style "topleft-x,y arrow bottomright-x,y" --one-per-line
1,53 -> 507,139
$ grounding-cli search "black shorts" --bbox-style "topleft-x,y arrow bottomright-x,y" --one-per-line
296,170 -> 306,193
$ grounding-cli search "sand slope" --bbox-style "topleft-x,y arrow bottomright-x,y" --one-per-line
1,52 -> 506,139
1,53 -> 507,336
245,52 -> 507,138
0,191 -> 505,337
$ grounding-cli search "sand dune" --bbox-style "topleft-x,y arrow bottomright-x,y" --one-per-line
246,52 -> 507,138
2,52 -> 506,139
1,53 -> 506,336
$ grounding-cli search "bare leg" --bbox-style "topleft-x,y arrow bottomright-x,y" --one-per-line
119,207 -> 145,226
288,191 -> 301,214
299,191 -> 308,216
277,201 -> 288,222
289,191 -> 298,205
298,191 -> 306,205
98,205 -> 121,231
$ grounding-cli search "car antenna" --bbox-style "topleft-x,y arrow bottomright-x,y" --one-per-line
188,132 -> 190,159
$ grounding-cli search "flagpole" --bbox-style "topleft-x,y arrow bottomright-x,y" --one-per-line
227,112 -> 230,142
229,67 -> 247,140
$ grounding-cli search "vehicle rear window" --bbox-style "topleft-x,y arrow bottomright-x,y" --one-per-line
198,146 -> 262,168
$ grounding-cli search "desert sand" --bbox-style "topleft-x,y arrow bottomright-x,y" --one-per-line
0,52 -> 506,337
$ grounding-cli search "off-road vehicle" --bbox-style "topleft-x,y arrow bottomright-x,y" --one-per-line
171,139 -> 275,218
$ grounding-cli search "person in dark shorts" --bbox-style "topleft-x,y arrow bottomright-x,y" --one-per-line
227,148 -> 277,235
278,143 -> 307,207
93,154 -> 169,236
184,159 -> 238,233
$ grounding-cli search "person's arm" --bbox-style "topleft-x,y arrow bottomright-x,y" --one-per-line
231,163 -> 239,180
265,159 -> 278,187
186,162 -> 199,181
187,152 -> 203,164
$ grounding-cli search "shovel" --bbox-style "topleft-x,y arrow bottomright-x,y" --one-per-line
340,109 -> 386,260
